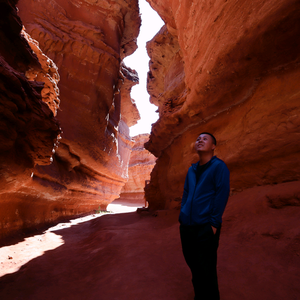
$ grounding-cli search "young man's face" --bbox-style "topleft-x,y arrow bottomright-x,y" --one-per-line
195,134 -> 216,153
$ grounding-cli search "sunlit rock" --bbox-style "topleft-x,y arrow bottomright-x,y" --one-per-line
145,0 -> 300,210
117,134 -> 156,206
0,0 -> 140,238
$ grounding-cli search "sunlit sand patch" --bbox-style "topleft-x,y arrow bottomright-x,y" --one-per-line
0,231 -> 64,277
107,203 -> 139,213
107,199 -> 145,213
0,212 -> 106,277
0,201 -> 143,277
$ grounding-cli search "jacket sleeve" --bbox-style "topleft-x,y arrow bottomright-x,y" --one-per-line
209,162 -> 230,228
181,170 -> 190,209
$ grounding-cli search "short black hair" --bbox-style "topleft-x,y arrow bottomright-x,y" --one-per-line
199,132 -> 217,145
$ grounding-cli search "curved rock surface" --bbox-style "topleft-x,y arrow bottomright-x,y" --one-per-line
117,134 -> 156,205
145,0 -> 300,210
0,0 -> 61,237
142,2 -> 300,296
0,0 -> 141,239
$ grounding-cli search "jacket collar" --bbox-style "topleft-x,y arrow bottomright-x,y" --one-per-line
192,155 -> 216,171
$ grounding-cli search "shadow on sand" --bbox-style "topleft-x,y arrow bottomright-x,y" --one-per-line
0,210 -> 192,300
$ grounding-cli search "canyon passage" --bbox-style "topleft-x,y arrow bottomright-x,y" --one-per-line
0,0 -> 300,299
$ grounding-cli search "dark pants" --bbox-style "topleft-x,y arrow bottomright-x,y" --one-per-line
180,223 -> 221,300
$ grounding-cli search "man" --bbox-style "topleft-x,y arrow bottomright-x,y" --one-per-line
179,132 -> 230,300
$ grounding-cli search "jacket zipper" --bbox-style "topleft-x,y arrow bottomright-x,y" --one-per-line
190,166 -> 197,225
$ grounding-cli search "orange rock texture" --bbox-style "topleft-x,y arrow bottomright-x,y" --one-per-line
145,0 -> 300,210
0,0 -> 141,238
143,2 -> 300,296
0,0 -> 61,236
118,134 -> 156,205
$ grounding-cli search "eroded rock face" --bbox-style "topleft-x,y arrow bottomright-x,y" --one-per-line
22,29 -> 60,116
145,0 -> 300,210
0,0 -> 140,238
0,0 -> 60,236
118,134 -> 156,205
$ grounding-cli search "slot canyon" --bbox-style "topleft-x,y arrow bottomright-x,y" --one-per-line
0,0 -> 300,299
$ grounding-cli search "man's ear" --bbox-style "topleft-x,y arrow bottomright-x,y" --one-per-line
212,144 -> 216,151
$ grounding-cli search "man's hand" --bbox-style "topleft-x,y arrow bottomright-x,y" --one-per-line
211,226 -> 217,235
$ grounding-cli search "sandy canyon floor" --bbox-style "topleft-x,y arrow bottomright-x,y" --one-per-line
0,189 -> 299,300
0,199 -> 194,300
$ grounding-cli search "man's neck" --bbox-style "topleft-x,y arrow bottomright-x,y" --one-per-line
198,152 -> 214,166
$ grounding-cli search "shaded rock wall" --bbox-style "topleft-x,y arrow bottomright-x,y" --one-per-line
118,134 -> 156,205
0,0 -> 61,236
0,0 -> 141,238
145,0 -> 300,210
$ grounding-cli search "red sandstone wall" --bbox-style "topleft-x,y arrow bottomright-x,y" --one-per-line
0,0 -> 141,238
118,134 -> 156,205
0,0 -> 61,236
143,2 -> 300,297
143,3 -> 300,296
145,0 -> 300,210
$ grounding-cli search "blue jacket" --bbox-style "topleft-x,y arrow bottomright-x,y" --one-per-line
179,156 -> 230,228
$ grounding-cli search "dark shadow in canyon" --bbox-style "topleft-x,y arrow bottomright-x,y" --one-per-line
0,211 -> 193,300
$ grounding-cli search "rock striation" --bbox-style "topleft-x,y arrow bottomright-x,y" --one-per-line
145,0 -> 300,210
0,0 -> 61,237
118,134 -> 156,205
143,2 -> 300,296
0,0 -> 141,239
